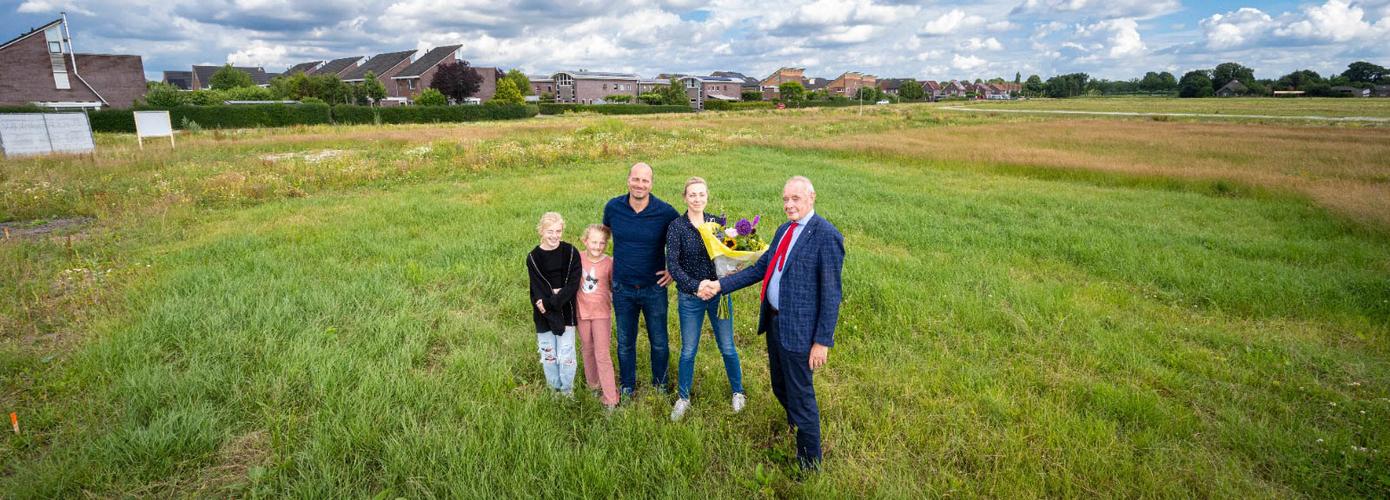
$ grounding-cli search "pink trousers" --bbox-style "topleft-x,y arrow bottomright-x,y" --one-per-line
578,317 -> 619,406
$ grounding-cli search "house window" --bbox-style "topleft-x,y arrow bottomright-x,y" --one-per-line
48,41 -> 61,53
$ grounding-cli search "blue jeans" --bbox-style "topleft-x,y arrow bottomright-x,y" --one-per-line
676,292 -> 744,400
613,283 -> 670,393
537,328 -> 576,394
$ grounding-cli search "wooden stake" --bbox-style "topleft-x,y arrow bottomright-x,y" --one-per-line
9,412 -> 16,434
3,227 -> 9,239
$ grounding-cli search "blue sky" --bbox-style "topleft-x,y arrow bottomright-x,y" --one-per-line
4,0 -> 1387,83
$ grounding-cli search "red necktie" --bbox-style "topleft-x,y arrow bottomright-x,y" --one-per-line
760,221 -> 798,304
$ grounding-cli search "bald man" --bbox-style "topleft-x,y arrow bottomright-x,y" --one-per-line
603,162 -> 680,397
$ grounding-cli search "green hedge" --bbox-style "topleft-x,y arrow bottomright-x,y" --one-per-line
2,103 -> 537,132
703,100 -> 775,111
780,100 -> 862,108
341,103 -> 538,124
539,103 -> 693,115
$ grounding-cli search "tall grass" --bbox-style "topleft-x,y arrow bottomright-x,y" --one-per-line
4,143 -> 1388,496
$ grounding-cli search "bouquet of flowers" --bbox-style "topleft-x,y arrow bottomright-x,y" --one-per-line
698,214 -> 770,318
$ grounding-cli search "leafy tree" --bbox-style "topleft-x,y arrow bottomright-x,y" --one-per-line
504,69 -> 532,95
1014,72 -> 1021,85
1211,62 -> 1255,92
638,92 -> 665,105
808,88 -> 830,101
661,78 -> 689,105
1178,70 -> 1214,98
741,90 -> 762,101
1043,73 -> 1089,98
778,81 -> 805,101
209,64 -> 255,90
359,71 -> 387,103
431,62 -> 482,103
854,85 -> 881,101
1024,74 -> 1044,97
223,85 -> 275,101
603,94 -> 632,103
187,89 -> 227,105
270,72 -> 313,100
309,75 -> 353,104
415,88 -> 447,106
142,81 -> 187,107
898,80 -> 925,100
490,78 -> 525,105
1276,69 -> 1323,90
1341,61 -> 1387,84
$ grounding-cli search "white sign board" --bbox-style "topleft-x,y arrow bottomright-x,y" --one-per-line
133,110 -> 175,149
0,113 -> 95,157
44,113 -> 96,154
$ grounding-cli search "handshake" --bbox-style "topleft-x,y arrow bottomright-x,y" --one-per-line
697,279 -> 721,300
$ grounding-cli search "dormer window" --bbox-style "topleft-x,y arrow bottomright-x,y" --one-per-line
49,41 -> 62,53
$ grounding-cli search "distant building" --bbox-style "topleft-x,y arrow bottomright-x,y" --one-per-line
191,65 -> 275,90
710,71 -> 761,96
0,17 -> 146,108
340,50 -> 416,94
162,70 -> 193,90
1330,86 -> 1370,98
550,71 -> 640,104
827,72 -> 876,97
678,75 -> 742,110
760,67 -> 805,94
1215,80 -> 1249,97
389,45 -> 462,101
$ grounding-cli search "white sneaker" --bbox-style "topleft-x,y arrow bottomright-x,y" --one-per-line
670,398 -> 691,421
732,393 -> 746,413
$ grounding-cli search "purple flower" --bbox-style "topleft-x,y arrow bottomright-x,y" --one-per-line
715,213 -> 727,227
735,218 -> 753,236
751,215 -> 760,227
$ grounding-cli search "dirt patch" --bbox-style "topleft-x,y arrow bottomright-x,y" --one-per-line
0,216 -> 94,240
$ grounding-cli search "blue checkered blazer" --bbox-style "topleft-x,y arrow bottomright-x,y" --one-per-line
721,214 -> 845,353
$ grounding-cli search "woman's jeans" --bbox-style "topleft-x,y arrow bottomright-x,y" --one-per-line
676,292 -> 744,400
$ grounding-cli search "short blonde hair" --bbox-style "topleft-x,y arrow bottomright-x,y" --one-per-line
581,224 -> 610,243
537,212 -> 564,234
684,176 -> 707,196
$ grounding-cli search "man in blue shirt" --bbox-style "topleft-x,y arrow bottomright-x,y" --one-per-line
603,162 -> 680,396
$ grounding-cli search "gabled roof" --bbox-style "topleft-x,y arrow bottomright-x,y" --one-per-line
393,45 -> 461,79
681,75 -> 741,84
878,78 -> 914,90
341,50 -> 416,81
0,18 -> 62,52
710,71 -> 761,87
193,65 -> 275,86
162,70 -> 193,89
1217,80 -> 1249,93
314,56 -> 362,76
923,81 -> 942,90
803,77 -> 829,90
284,61 -> 324,75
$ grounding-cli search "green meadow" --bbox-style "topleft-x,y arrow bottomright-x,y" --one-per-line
3,104 -> 1389,497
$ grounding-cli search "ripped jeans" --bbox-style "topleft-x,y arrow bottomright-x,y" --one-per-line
537,328 -> 577,394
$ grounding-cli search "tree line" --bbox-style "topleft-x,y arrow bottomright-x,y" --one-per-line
1014,61 -> 1387,98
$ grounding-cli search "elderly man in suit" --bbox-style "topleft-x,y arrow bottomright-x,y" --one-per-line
699,175 -> 845,470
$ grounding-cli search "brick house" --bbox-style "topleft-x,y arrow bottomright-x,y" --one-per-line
639,78 -> 670,94
549,71 -> 640,104
284,60 -> 323,75
191,65 -> 275,90
0,17 -> 146,108
941,80 -> 968,97
877,78 -> 916,95
530,75 -> 555,97
760,67 -> 805,95
678,75 -> 742,110
923,80 -> 943,99
389,44 -> 462,100
341,50 -> 416,96
827,71 -> 877,97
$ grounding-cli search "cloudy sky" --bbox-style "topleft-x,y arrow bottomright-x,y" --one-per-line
5,0 -> 1388,83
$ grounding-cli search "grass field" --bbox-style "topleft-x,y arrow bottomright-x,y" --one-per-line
3,101 -> 1389,497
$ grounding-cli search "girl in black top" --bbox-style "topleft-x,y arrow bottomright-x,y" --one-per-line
527,212 -> 582,396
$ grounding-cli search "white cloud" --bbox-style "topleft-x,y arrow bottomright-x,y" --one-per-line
922,8 -> 985,35
1275,0 -> 1377,42
1199,8 -> 1275,50
952,53 -> 988,71
961,37 -> 1004,51
1198,1 -> 1389,50
17,0 -> 95,15
227,41 -> 288,67
1010,0 -> 1180,20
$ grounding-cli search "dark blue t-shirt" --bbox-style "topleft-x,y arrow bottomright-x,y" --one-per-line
603,194 -> 679,287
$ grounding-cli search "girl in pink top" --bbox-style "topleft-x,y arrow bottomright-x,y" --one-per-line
576,224 -> 619,409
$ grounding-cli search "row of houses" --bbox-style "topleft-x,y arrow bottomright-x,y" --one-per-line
0,16 -> 146,109
161,46 -> 506,104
